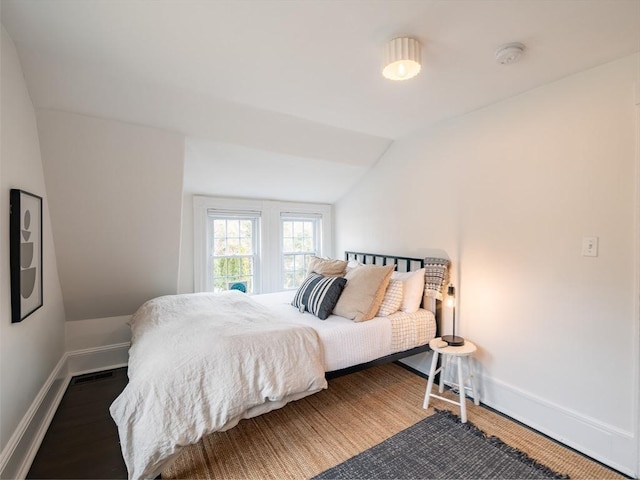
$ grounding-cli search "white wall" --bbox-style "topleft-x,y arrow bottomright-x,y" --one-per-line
0,24 -> 66,463
36,110 -> 185,321
335,54 -> 640,474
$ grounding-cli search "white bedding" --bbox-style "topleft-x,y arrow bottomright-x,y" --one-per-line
253,291 -> 436,372
110,291 -> 327,480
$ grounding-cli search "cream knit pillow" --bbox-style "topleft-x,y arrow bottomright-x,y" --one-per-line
376,279 -> 404,317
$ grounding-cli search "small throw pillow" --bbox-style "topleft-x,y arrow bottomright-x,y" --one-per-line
392,268 -> 426,313
307,256 -> 348,277
377,279 -> 404,317
291,273 -> 347,320
333,264 -> 394,322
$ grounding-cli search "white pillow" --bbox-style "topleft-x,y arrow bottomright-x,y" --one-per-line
392,268 -> 425,313
346,259 -> 363,273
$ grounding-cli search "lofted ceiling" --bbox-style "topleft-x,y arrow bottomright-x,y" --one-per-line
2,0 -> 639,202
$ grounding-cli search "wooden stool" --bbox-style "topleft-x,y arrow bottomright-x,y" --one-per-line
423,337 -> 479,423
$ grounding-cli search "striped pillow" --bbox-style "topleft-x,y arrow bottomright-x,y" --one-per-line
292,273 -> 347,320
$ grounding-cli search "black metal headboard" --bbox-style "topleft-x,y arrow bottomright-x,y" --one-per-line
344,251 -> 424,273
344,251 -> 443,337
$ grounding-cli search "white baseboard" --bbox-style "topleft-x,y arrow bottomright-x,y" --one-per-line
0,342 -> 130,480
401,352 -> 637,477
481,374 -> 636,477
66,342 -> 130,376
0,355 -> 68,480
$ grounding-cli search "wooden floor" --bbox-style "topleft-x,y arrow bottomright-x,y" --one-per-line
26,365 -> 625,480
27,368 -> 129,479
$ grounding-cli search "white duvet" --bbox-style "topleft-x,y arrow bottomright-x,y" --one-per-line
109,291 -> 327,480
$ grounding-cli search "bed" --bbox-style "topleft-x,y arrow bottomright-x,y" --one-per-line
110,251 -> 449,479
255,251 -> 446,378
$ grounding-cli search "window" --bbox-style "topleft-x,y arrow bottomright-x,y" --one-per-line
208,214 -> 259,293
194,196 -> 333,294
281,216 -> 320,289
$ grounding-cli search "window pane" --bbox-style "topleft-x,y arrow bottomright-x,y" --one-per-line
303,238 -> 313,252
227,220 -> 240,238
227,238 -> 240,254
283,255 -> 295,271
284,273 -> 295,290
283,221 -> 293,238
240,220 -> 253,238
240,257 -> 253,275
295,270 -> 306,287
292,221 -> 302,237
213,219 -> 226,238
213,258 -> 228,276
213,238 -> 226,256
240,238 -> 252,254
213,278 -> 227,292
303,221 -> 313,237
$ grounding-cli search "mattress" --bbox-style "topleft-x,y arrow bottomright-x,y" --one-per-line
253,291 -> 436,372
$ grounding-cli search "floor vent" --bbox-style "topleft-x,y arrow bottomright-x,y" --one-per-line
70,370 -> 115,385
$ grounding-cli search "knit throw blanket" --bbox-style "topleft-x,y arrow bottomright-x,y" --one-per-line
423,257 -> 450,300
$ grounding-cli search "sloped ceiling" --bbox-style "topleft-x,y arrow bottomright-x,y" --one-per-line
2,0 -> 640,202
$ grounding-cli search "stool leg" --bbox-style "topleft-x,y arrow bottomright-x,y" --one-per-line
467,356 -> 480,406
423,351 -> 439,409
438,355 -> 447,393
457,357 -> 467,423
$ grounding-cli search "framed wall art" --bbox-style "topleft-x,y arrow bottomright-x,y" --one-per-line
10,189 -> 43,323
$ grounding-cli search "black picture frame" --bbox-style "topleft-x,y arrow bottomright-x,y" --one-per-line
10,189 -> 43,323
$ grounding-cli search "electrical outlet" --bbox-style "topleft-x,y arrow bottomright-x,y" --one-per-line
582,236 -> 598,257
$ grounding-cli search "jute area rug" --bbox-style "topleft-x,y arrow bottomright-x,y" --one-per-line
161,363 -> 623,479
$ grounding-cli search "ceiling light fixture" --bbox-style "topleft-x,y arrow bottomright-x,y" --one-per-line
382,37 -> 422,81
495,42 -> 525,65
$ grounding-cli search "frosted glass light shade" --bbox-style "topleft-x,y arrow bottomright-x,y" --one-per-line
382,37 -> 422,81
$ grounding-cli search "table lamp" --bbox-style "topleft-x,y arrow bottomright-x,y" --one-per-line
442,284 -> 465,346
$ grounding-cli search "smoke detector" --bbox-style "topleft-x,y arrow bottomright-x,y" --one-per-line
495,42 -> 525,65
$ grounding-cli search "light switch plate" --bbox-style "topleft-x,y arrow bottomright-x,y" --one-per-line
582,236 -> 598,257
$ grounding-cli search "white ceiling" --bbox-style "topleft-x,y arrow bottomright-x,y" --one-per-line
2,0 -> 639,201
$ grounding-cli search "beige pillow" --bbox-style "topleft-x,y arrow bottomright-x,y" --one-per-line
307,256 -> 347,277
333,264 -> 394,322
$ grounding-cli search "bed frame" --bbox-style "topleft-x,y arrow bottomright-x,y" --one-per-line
324,251 -> 443,379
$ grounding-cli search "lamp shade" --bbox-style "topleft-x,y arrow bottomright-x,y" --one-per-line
382,37 -> 422,81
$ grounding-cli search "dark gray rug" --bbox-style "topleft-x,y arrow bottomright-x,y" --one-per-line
313,409 -> 568,479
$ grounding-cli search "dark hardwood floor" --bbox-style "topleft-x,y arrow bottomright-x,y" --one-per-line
27,368 -> 129,479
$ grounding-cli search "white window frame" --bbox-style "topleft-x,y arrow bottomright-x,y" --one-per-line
280,213 -> 322,290
194,196 -> 332,293
207,212 -> 261,293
